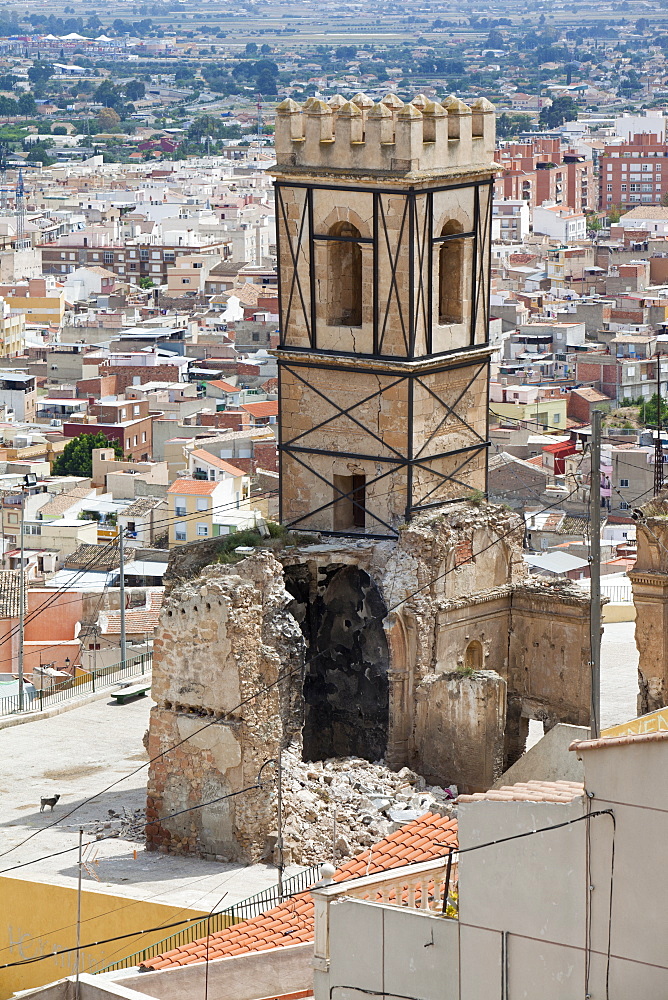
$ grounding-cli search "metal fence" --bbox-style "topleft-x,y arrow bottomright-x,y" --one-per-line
601,585 -> 634,604
0,652 -> 152,718
97,864 -> 323,974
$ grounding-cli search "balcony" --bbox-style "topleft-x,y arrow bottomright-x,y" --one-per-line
313,856 -> 458,967
312,858 -> 460,1000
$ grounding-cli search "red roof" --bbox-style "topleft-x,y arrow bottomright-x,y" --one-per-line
208,379 -> 238,393
190,449 -> 246,478
241,400 -> 278,418
141,811 -> 457,971
167,478 -> 220,495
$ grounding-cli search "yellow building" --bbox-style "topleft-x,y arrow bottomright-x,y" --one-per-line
166,473 -> 254,547
0,277 -> 65,327
489,396 -> 567,432
0,297 -> 24,356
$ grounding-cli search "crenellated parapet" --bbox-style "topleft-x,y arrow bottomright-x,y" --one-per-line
275,92 -> 495,175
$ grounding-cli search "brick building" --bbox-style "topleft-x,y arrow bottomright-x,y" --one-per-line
63,397 -> 154,461
599,134 -> 668,212
495,138 -> 593,212
40,240 -> 231,286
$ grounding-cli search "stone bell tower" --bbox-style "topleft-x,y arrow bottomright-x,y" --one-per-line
273,91 -> 497,537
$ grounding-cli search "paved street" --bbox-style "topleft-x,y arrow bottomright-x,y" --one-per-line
0,694 -> 304,912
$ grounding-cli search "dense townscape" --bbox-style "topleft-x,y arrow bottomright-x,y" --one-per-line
2,1 -> 668,999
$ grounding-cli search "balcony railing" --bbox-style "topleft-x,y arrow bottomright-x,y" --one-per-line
312,856 -> 458,966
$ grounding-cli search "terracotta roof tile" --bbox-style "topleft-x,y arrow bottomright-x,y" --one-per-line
167,478 -> 220,495
241,400 -> 278,419
190,449 -> 246,478
458,780 -> 584,803
140,812 -> 457,971
570,729 -> 668,752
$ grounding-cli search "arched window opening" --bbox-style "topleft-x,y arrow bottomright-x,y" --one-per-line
328,221 -> 362,326
464,640 -> 483,672
438,221 -> 464,325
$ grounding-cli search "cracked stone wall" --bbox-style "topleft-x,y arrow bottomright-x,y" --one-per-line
630,499 -> 668,714
147,501 -> 593,860
146,550 -> 304,861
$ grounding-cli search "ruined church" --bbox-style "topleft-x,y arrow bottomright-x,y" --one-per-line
145,93 -> 592,863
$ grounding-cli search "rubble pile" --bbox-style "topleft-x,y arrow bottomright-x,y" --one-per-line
279,744 -> 456,866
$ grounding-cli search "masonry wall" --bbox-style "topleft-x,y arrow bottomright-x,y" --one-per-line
146,551 -> 304,861
630,500 -> 668,713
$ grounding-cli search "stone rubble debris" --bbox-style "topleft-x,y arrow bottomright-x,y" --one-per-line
277,744 -> 456,866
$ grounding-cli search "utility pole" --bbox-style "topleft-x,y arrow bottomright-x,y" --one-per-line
277,747 -> 284,898
119,529 -> 126,665
74,828 -> 83,1000
655,351 -> 664,496
589,409 -> 602,740
17,486 -> 25,711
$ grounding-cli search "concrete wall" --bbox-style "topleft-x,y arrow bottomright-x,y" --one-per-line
630,502 -> 668,713
121,942 -> 313,1000
317,899 -> 460,1000
458,797 -> 588,999
492,723 -> 587,788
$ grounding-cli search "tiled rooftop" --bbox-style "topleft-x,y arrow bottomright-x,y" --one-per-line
457,780 -> 584,804
140,811 -> 457,971
100,590 -> 164,635
167,478 -> 220,495
241,400 -> 278,419
570,729 -> 668,752
190,448 -> 246,477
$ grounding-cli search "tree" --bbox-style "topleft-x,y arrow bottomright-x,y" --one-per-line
539,94 -> 580,128
139,276 -> 154,289
96,107 -> 121,131
586,212 -> 602,232
608,203 -> 623,223
125,79 -> 145,101
28,62 -> 54,86
17,92 -> 36,116
52,432 -> 123,477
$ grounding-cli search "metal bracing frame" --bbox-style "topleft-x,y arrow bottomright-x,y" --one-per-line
275,175 -> 494,363
279,356 -> 490,538
275,172 -> 494,539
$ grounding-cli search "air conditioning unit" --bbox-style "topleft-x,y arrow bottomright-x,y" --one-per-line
50,418 -> 62,428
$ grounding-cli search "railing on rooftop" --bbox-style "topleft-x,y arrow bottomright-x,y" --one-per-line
0,652 -> 152,719
312,857 -> 458,967
97,864 -> 323,974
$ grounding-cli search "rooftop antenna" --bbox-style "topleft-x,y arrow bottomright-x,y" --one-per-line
16,168 -> 25,248
256,93 -> 263,148
0,144 -> 7,215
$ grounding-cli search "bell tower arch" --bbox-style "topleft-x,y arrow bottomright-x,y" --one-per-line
273,92 -> 497,537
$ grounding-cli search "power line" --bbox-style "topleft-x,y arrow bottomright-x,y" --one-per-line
0,808 -> 616,973
0,482 -> 581,866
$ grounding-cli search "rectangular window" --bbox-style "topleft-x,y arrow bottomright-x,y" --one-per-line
140,249 -> 149,260
175,500 -> 186,517
164,252 -> 175,262
196,498 -> 208,512
607,184 -> 613,192
104,251 -> 114,264
133,405 -> 140,415
142,431 -> 146,443
620,478 -> 629,488
151,251 -> 161,260
197,523 -> 208,536
175,522 -> 186,541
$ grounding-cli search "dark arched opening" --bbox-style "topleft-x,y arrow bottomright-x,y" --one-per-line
285,563 -> 389,762
328,221 -> 363,326
438,220 -> 464,325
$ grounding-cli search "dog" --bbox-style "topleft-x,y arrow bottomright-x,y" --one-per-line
40,794 -> 60,813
